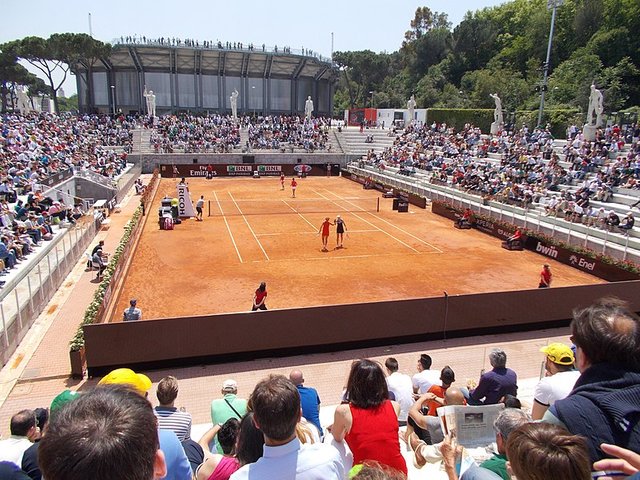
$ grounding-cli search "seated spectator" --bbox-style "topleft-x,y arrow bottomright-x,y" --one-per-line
474,409 -> 531,480
408,386 -> 465,447
412,353 -> 440,394
619,212 -> 635,234
543,297 -> 640,462
91,248 -> 107,279
465,349 -> 518,405
98,368 -> 192,480
332,359 -> 407,475
0,410 -> 37,467
505,229 -> 522,249
196,412 -> 265,480
195,418 -> 240,480
231,374 -> 347,479
154,375 -> 192,441
0,236 -> 17,269
38,385 -> 168,480
290,369 -> 323,437
605,210 -> 620,231
531,343 -> 580,420
211,379 -> 248,454
21,407 -> 48,480
383,358 -> 413,427
505,422 -> 591,480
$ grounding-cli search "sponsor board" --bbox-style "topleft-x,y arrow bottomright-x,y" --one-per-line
227,165 -> 253,176
177,183 -> 196,217
257,165 -> 282,176
293,164 -> 313,173
431,201 -> 639,282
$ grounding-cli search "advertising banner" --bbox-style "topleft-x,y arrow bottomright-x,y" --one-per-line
431,201 -> 639,282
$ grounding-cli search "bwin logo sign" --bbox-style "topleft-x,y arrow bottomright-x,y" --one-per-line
536,243 -> 559,259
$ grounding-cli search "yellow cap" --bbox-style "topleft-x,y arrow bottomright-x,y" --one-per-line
98,368 -> 152,395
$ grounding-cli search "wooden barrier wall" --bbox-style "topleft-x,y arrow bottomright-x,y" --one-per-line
84,281 -> 640,375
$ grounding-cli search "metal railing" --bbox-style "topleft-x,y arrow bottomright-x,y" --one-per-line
0,217 -> 100,367
346,163 -> 640,264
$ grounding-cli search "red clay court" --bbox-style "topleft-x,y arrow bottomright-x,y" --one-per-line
111,176 -> 603,321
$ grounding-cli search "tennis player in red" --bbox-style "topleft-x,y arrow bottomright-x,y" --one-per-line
280,173 -> 285,190
318,217 -> 333,252
291,178 -> 297,198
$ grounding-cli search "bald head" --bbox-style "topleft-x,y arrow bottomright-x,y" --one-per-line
289,370 -> 304,386
444,387 -> 465,406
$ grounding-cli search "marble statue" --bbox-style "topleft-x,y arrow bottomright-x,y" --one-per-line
230,89 -> 239,119
583,84 -> 604,141
586,84 -> 604,127
407,95 -> 416,126
143,86 -> 156,117
489,93 -> 503,135
16,86 -> 31,114
305,96 -> 313,120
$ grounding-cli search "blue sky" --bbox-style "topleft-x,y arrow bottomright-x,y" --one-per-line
2,0 -> 508,95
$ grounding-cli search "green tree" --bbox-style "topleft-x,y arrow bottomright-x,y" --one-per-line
0,47 -> 42,112
3,34 -> 110,113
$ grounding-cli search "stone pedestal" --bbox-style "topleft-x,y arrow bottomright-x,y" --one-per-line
583,124 -> 597,141
490,122 -> 501,135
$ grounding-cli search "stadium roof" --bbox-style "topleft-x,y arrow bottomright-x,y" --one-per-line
80,44 -> 338,82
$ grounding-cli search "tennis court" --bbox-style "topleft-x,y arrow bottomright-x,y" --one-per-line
111,176 -> 604,320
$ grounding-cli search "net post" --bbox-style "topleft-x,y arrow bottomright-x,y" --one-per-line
208,200 -> 211,217
377,197 -> 380,212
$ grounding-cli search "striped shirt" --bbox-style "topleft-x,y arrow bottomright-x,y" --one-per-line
154,406 -> 192,441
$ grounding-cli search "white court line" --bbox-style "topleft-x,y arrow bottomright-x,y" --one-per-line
281,200 -> 317,231
324,189 -> 444,254
228,192 -> 270,261
312,189 -> 420,253
213,191 -> 243,263
257,229 -> 379,236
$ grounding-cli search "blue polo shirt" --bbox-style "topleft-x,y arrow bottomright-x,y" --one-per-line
297,385 -> 322,435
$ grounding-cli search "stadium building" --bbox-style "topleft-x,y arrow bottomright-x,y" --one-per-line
73,41 -> 338,116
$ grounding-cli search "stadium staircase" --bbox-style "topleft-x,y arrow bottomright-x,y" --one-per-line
336,126 -> 396,156
134,128 -> 154,155
239,127 -> 249,151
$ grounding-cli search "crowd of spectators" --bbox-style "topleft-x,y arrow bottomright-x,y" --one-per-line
362,121 -> 639,234
0,297 -> 638,479
247,116 -> 332,152
114,36 -> 327,60
150,115 -> 241,154
1,112 -> 134,194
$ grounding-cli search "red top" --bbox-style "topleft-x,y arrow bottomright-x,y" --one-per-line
254,289 -> 267,305
540,268 -> 552,285
321,220 -> 331,236
513,229 -> 522,239
291,179 -> 297,187
345,400 -> 407,475
426,384 -> 447,416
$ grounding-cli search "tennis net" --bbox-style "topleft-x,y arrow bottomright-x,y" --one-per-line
207,197 -> 379,217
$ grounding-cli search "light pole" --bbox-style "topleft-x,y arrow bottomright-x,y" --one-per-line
110,85 -> 116,115
368,91 -> 374,108
537,0 -> 564,128
251,85 -> 256,118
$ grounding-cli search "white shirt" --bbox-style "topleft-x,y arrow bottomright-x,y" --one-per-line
230,437 -> 346,480
0,436 -> 32,466
412,369 -> 441,394
386,372 -> 414,422
534,370 -> 581,407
